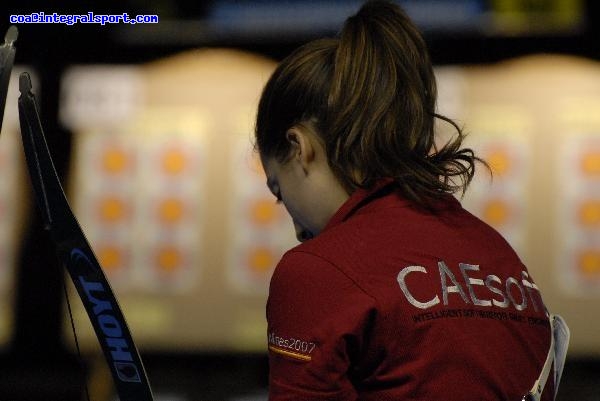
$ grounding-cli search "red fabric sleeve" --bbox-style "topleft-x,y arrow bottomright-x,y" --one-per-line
266,250 -> 377,401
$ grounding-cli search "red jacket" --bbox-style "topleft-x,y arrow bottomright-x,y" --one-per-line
267,180 -> 552,400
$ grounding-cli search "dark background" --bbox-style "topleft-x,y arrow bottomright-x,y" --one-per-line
0,1 -> 599,400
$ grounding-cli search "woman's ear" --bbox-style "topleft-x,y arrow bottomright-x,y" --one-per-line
286,127 -> 315,171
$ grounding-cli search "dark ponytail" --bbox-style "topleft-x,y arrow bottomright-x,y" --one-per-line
255,0 -> 488,208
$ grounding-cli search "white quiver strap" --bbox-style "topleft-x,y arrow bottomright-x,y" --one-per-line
523,314 -> 570,401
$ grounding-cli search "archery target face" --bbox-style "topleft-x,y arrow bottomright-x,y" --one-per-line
71,107 -> 207,293
557,131 -> 600,295
460,107 -> 532,259
226,134 -> 297,295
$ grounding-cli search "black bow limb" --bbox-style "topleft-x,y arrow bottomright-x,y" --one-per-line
18,72 -> 155,401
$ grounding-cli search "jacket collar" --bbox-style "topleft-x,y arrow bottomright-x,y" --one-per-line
323,178 -> 399,231
323,178 -> 462,232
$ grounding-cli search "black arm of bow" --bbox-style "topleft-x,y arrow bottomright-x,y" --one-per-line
18,72 -> 154,401
0,26 -> 18,135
